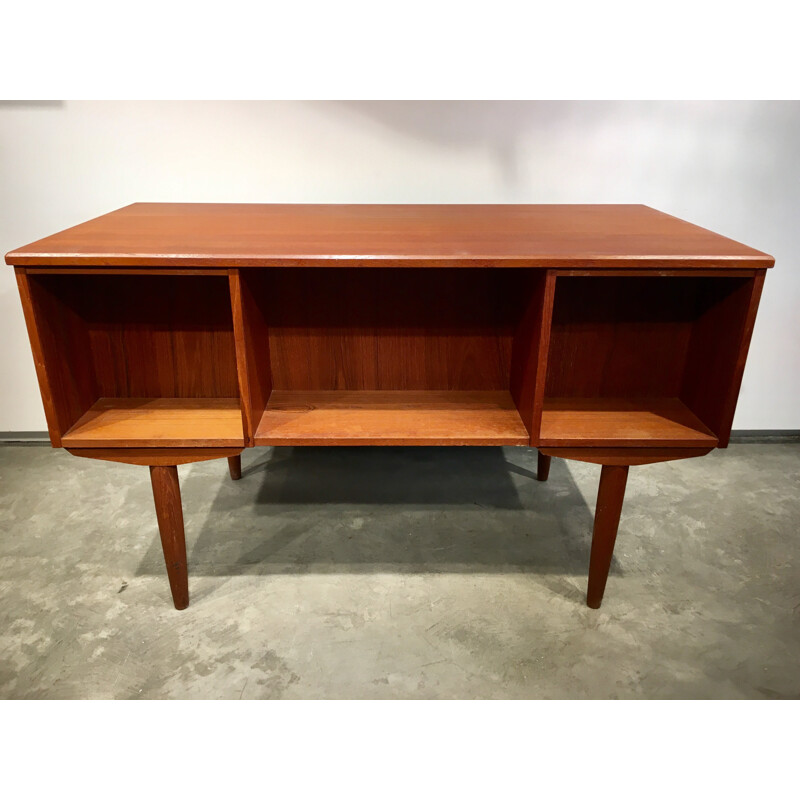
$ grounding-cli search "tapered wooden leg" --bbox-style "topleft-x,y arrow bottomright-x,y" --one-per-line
227,454 -> 242,480
149,465 -> 189,610
537,452 -> 551,482
586,464 -> 629,609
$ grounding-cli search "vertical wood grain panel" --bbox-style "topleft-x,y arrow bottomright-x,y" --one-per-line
680,273 -> 765,446
149,465 -> 189,610
21,271 -> 99,443
545,276 -> 698,398
14,269 -> 69,446
230,270 -> 272,444
264,268 -> 518,391
509,270 -> 555,438
76,275 -> 238,398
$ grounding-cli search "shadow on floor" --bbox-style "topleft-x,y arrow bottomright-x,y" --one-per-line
135,447 -> 607,601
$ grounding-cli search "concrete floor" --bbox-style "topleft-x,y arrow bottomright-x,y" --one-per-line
0,442 -> 798,699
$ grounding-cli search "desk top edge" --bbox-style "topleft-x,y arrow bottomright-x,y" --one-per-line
5,203 -> 775,268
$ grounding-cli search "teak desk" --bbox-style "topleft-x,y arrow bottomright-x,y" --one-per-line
6,204 -> 773,610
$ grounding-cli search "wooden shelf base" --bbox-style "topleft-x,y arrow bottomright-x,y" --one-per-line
539,397 -> 718,448
255,390 -> 530,446
62,398 -> 245,448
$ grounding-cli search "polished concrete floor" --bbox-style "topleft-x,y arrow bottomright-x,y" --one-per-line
0,442 -> 798,699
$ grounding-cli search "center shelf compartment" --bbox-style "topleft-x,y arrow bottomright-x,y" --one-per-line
255,390 -> 529,446
237,268 -> 551,445
62,398 -> 244,448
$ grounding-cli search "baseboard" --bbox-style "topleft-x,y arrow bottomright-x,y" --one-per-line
728,430 -> 800,443
2,430 -> 799,445
0,431 -> 51,442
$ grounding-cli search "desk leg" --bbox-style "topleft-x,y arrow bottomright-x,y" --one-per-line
67,448 -> 244,610
587,464 -> 629,609
149,465 -> 189,610
227,454 -> 242,480
538,447 -> 713,607
537,452 -> 551,481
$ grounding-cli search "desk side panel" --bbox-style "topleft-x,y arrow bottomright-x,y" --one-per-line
680,271 -> 766,447
16,268 -> 99,445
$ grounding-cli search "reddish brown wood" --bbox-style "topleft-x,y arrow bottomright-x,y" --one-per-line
4,204 -> 774,269
680,272 -> 766,447
227,454 -> 242,480
537,451 -> 551,481
24,268 -> 227,276
264,269 -> 519,391
61,398 -> 244,448
539,447 -> 714,466
6,205 -> 774,611
256,390 -> 529,446
19,272 -> 240,443
587,464 -> 629,609
229,270 -> 255,443
14,268 -> 68,446
149,465 -> 189,610
529,272 -> 557,443
67,447 -> 243,466
545,276 -> 699,399
509,271 -> 555,438
539,397 -> 717,448
542,274 -> 766,447
229,270 -> 272,445
18,268 -> 100,444
79,274 -> 238,399
556,268 -> 759,278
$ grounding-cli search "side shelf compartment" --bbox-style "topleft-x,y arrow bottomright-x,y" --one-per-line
537,272 -> 765,448
18,271 -> 245,447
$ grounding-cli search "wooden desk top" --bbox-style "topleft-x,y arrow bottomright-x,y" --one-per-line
5,203 -> 774,269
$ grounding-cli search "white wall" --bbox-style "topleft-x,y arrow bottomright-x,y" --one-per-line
1,101 -> 797,431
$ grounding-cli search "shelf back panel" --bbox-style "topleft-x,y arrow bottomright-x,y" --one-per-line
255,269 -> 528,392
545,276 -> 703,398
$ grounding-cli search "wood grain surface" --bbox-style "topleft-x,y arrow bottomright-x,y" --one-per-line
8,204 -> 774,612
587,464 -> 629,608
149,465 -> 189,610
538,447 -> 715,466
262,268 -> 519,391
255,390 -> 529,446
62,398 -> 245,447
66,447 -> 244,466
230,270 -> 272,443
5,203 -> 774,269
539,397 -> 718,448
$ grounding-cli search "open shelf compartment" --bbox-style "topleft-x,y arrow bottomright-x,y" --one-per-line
539,274 -> 759,448
236,268 -> 550,446
25,273 -> 244,448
